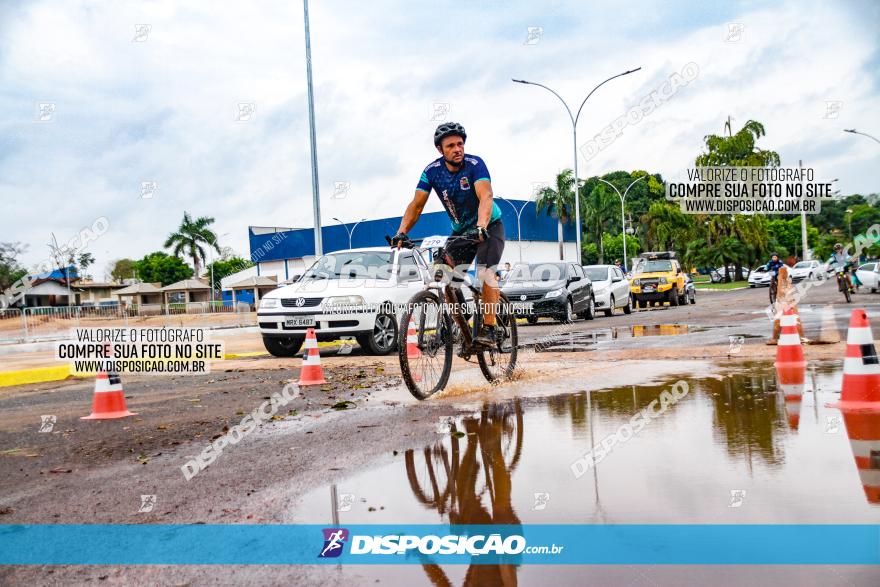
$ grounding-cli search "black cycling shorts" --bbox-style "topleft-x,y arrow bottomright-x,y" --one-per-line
445,220 -> 505,270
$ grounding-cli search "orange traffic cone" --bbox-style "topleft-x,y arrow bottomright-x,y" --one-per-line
830,309 -> 880,412
82,371 -> 136,420
406,319 -> 422,383
775,364 -> 804,430
406,319 -> 422,359
297,328 -> 327,385
775,308 -> 805,369
840,410 -> 880,504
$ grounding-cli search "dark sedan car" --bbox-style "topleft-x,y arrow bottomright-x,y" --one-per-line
501,261 -> 594,324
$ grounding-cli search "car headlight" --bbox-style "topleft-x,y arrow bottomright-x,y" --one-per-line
324,295 -> 365,306
259,298 -> 278,309
544,288 -> 566,299
659,277 -> 668,284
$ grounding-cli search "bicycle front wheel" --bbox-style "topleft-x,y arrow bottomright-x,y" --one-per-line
478,292 -> 518,383
399,290 -> 454,400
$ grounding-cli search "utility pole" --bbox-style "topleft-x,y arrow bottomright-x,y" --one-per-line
303,0 -> 322,256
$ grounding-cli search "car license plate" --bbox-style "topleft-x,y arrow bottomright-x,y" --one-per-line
643,286 -> 655,293
285,316 -> 315,327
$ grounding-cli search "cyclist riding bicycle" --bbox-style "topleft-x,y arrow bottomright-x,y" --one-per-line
392,122 -> 505,347
829,243 -> 855,289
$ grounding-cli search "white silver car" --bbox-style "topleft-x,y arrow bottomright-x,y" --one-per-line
856,262 -> 880,292
583,264 -> 632,316
257,247 -> 430,356
789,260 -> 822,283
748,265 -> 772,287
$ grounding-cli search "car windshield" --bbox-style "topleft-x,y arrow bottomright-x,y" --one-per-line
506,263 -> 567,282
754,266 -> 767,272
302,251 -> 394,280
793,262 -> 812,269
635,260 -> 672,274
584,267 -> 609,281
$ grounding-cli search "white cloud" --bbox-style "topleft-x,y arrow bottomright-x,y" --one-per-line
0,0 -> 877,275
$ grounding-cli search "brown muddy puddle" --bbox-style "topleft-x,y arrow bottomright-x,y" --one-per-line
293,361 -> 879,526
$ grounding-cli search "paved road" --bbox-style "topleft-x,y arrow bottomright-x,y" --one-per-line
2,280 -> 879,585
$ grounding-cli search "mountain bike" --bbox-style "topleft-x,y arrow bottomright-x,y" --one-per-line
390,235 -> 518,400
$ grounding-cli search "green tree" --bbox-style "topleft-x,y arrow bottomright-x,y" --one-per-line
134,252 -> 193,286
110,258 -> 136,282
205,257 -> 255,291
600,232 -> 641,265
535,169 -> 578,260
0,242 -> 28,291
582,184 -> 618,264
692,118 -> 779,279
641,201 -> 693,252
164,212 -> 220,276
77,252 -> 95,279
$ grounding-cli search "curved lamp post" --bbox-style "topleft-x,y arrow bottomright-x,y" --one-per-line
597,176 -> 646,271
512,67 -> 641,262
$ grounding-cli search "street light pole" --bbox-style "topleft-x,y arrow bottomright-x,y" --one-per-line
496,197 -> 529,263
512,68 -> 641,263
598,175 -> 646,271
303,0 -> 322,256
332,217 -> 366,250
844,128 -> 880,145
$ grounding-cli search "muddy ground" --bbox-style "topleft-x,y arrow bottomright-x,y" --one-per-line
1,283 -> 879,585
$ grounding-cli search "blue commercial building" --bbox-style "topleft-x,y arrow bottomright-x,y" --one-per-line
224,199 -> 577,305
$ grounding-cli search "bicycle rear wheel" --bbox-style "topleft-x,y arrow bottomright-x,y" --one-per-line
399,290 -> 454,400
478,293 -> 518,383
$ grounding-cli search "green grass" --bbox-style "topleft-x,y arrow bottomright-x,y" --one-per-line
694,280 -> 749,290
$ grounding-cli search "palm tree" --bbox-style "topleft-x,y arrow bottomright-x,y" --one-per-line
164,212 -> 220,277
536,169 -> 578,260
583,183 -> 619,264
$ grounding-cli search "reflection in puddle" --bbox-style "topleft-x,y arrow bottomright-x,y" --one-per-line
532,323 -> 724,352
293,362 -> 879,582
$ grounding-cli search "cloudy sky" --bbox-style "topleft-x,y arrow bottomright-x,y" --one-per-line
1,0 -> 878,278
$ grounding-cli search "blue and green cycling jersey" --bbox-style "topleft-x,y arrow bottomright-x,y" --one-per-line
416,154 -> 502,234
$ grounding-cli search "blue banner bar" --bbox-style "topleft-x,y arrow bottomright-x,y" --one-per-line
1,525 -> 878,565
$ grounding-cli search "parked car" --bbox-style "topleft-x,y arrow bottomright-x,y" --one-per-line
256,247 -> 430,356
583,264 -> 632,316
856,262 -> 880,292
684,274 -> 697,304
789,260 -> 822,283
502,262 -> 594,324
710,266 -> 750,283
748,265 -> 772,287
629,252 -> 688,308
